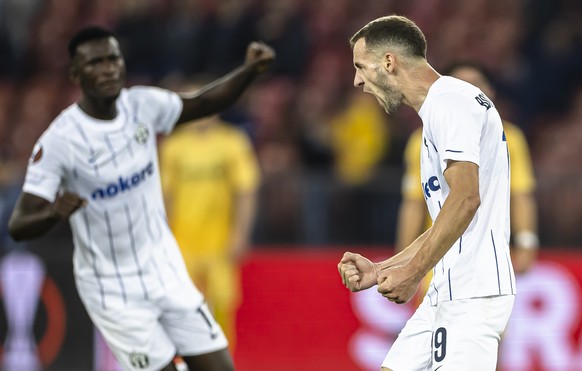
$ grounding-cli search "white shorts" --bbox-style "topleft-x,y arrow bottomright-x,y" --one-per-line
79,279 -> 228,371
382,295 -> 514,371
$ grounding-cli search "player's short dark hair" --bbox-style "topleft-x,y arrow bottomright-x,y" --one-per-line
68,26 -> 116,58
442,61 -> 495,87
350,15 -> 427,59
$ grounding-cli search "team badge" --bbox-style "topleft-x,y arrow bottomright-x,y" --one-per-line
29,143 -> 43,164
134,124 -> 149,144
129,352 -> 149,369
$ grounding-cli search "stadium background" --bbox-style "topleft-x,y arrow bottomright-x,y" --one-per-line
1,0 -> 582,370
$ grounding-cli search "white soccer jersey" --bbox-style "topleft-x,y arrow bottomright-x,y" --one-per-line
419,76 -> 515,303
23,86 -> 203,310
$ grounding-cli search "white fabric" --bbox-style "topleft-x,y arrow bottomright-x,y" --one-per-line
382,295 -> 514,370
418,76 -> 515,303
21,86 -> 223,367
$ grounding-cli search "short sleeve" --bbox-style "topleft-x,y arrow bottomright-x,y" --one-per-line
430,93 -> 483,170
22,131 -> 69,202
401,128 -> 424,200
129,86 -> 183,135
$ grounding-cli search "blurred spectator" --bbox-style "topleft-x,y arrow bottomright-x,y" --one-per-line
1,0 -> 582,246
255,0 -> 309,77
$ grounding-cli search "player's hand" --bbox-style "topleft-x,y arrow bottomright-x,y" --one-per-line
245,41 -> 276,74
511,246 -> 538,274
377,265 -> 419,304
53,192 -> 87,219
337,252 -> 379,292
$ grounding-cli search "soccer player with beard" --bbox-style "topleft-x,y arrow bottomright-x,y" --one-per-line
338,16 -> 515,370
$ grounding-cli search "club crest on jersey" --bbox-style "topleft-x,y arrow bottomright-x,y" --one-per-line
129,352 -> 149,369
134,124 -> 149,144
29,143 -> 43,164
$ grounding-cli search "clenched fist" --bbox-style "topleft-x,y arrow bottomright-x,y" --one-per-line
245,41 -> 276,73
337,252 -> 379,292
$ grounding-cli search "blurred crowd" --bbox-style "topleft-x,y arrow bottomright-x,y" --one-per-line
1,0 -> 582,246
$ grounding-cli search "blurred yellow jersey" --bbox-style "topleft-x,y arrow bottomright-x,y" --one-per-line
330,93 -> 389,185
402,121 -> 535,203
160,122 -> 260,256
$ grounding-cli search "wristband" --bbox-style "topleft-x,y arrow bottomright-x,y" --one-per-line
514,231 -> 539,250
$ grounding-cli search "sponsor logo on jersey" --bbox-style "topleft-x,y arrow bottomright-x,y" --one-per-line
134,124 -> 149,144
422,175 -> 441,199
29,143 -> 43,164
91,162 -> 153,200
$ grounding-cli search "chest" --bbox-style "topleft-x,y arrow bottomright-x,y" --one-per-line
67,123 -> 157,194
172,138 -> 231,182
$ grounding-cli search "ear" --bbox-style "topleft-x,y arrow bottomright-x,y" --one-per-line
69,65 -> 80,85
383,53 -> 397,74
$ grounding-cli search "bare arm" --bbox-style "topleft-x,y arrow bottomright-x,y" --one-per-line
395,198 -> 428,253
408,161 -> 480,276
511,192 -> 539,273
379,227 -> 431,270
377,161 -> 480,303
8,192 -> 86,241
338,228 -> 431,292
176,42 -> 275,126
228,190 -> 258,262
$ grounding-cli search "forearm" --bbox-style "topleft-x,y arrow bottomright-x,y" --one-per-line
229,192 -> 258,253
378,228 -> 431,271
408,192 -> 479,279
395,199 -> 428,253
8,206 -> 61,241
511,193 -> 539,248
177,65 -> 258,124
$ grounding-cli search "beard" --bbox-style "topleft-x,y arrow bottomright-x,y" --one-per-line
375,72 -> 402,115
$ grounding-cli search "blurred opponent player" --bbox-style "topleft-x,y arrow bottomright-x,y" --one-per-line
8,26 -> 274,371
338,15 -> 515,370
160,106 -> 260,350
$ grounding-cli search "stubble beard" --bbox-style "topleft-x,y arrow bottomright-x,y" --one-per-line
377,76 -> 402,115
381,84 -> 402,115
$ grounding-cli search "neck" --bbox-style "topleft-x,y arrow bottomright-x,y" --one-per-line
78,96 -> 118,120
401,63 -> 441,112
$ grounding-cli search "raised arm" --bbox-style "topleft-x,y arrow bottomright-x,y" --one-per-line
176,42 -> 275,125
8,192 -> 86,241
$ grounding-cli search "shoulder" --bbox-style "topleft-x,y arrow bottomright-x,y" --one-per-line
502,121 -> 525,140
40,107 -> 77,143
428,77 -> 488,109
160,128 -> 187,150
221,123 -> 249,138
121,85 -> 177,101
406,127 -> 423,147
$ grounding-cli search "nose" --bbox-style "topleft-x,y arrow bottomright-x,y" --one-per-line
353,72 -> 364,88
101,60 -> 117,74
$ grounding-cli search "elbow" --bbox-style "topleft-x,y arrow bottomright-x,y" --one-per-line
8,216 -> 26,242
465,193 -> 481,216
